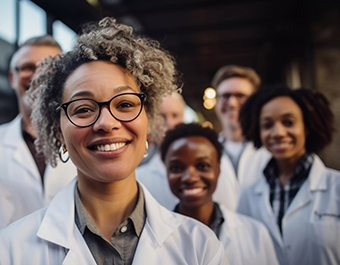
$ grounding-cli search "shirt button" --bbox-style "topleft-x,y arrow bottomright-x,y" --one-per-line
120,226 -> 127,233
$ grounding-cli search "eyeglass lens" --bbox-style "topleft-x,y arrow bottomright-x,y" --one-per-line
15,64 -> 36,77
217,93 -> 248,101
66,93 -> 143,127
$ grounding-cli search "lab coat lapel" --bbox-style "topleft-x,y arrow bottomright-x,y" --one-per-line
5,116 -> 40,179
283,155 -> 326,220
132,183 -> 181,263
37,178 -> 96,265
0,183 -> 14,228
254,179 -> 283,247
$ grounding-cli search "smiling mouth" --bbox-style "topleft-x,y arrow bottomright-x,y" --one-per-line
271,142 -> 290,148
181,187 -> 206,196
90,141 -> 131,151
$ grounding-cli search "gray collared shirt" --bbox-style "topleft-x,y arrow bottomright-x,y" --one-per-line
75,182 -> 146,265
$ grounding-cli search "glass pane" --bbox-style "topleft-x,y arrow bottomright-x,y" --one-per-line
53,20 -> 77,52
19,0 -> 46,45
0,0 -> 16,43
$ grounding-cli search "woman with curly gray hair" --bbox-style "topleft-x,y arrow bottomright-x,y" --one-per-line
0,18 -> 228,265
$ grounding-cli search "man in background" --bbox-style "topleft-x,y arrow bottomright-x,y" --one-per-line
0,35 -> 76,228
136,92 -> 198,209
212,65 -> 270,210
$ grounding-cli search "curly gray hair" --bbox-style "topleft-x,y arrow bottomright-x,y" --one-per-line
29,17 -> 180,167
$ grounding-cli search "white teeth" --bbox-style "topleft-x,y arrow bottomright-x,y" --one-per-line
272,143 -> 289,148
182,188 -> 203,195
96,142 -> 126,152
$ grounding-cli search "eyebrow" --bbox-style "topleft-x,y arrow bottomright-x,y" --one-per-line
260,113 -> 296,121
68,86 -> 137,101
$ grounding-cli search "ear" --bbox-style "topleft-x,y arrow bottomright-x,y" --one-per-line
8,70 -> 16,90
215,162 -> 221,179
57,124 -> 65,146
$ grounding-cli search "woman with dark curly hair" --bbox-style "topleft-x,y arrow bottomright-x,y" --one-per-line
0,18 -> 228,265
161,123 -> 279,265
237,85 -> 340,265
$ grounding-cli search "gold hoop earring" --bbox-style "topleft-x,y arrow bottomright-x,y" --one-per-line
143,141 -> 149,158
59,144 -> 70,163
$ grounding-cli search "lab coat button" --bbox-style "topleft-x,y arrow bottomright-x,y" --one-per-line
120,226 -> 127,233
286,245 -> 291,250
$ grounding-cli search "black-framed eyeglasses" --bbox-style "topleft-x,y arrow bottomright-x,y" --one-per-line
57,93 -> 146,127
216,92 -> 249,102
14,64 -> 36,77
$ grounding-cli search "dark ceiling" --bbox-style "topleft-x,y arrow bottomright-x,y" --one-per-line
31,0 -> 340,128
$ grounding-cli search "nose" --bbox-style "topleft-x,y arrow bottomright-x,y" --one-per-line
92,106 -> 122,132
227,95 -> 239,108
181,166 -> 200,183
272,122 -> 286,138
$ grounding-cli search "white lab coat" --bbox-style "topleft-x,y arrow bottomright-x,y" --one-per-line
237,155 -> 340,265
0,178 -> 229,265
0,115 -> 77,226
0,181 -> 14,229
214,142 -> 271,211
219,204 -> 279,265
136,151 -> 179,210
136,143 -> 270,211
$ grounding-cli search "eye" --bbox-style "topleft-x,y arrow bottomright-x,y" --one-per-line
168,163 -> 184,173
283,119 -> 294,127
196,162 -> 211,171
260,121 -> 272,129
117,101 -> 134,109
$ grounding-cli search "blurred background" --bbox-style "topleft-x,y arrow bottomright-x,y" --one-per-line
0,0 -> 339,169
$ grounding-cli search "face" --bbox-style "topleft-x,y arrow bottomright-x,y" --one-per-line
9,45 -> 62,117
165,136 -> 220,209
215,77 -> 254,129
59,61 -> 148,184
160,95 -> 185,130
260,96 -> 306,163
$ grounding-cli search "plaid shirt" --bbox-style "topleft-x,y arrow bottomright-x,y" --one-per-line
264,153 -> 314,233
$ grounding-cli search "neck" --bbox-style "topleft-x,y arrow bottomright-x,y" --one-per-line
276,154 -> 305,185
21,112 -> 36,138
222,126 -> 244,143
78,174 -> 138,240
178,200 -> 214,227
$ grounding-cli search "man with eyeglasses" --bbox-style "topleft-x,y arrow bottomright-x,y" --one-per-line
0,36 -> 76,228
211,65 -> 271,211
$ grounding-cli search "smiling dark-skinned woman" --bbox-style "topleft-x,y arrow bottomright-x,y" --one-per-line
161,123 -> 279,265
237,85 -> 340,265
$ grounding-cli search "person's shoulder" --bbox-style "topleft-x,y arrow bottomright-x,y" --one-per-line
0,207 -> 47,246
0,116 -> 20,142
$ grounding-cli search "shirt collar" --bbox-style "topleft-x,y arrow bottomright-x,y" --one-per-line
264,152 -> 314,184
74,181 -> 145,237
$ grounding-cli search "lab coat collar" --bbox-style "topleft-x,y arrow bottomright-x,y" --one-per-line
3,115 -> 39,178
37,177 -> 78,249
219,204 -> 243,230
140,182 -> 181,246
309,155 -> 327,191
36,178 -> 182,254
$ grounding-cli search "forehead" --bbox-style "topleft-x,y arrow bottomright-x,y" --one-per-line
62,60 -> 139,101
216,77 -> 254,95
167,136 -> 217,158
13,45 -> 61,67
161,95 -> 185,113
260,96 -> 303,118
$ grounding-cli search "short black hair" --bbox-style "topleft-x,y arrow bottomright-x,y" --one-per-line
160,123 -> 223,162
239,85 -> 335,154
